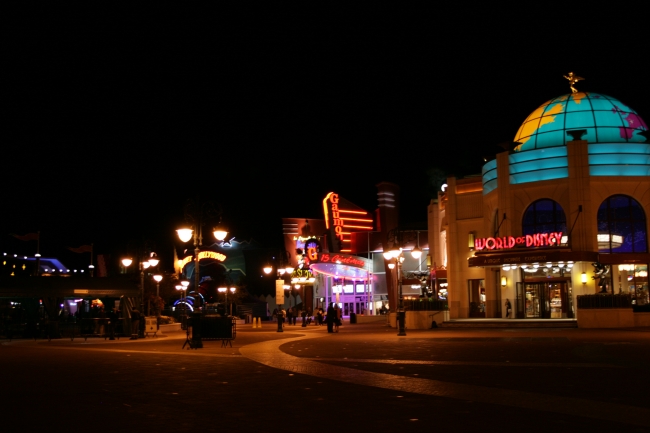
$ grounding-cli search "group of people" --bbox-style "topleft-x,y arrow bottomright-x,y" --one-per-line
271,303 -> 342,332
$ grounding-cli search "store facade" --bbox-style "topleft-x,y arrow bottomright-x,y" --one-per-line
280,185 -> 431,319
429,90 -> 650,320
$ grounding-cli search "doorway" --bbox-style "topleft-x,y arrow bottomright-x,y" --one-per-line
516,279 -> 571,319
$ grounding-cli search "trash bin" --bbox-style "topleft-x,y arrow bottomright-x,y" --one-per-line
349,312 -> 357,324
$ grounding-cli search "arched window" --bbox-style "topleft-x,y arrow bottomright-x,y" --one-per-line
597,195 -> 647,253
522,199 -> 567,239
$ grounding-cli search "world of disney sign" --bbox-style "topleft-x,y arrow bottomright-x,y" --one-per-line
474,232 -> 563,251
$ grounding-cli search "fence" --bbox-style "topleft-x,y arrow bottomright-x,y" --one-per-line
403,298 -> 448,311
576,293 -> 633,309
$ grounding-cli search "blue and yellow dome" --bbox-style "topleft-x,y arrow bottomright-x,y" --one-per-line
514,92 -> 648,152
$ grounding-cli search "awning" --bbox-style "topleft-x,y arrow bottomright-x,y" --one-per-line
468,250 -> 598,267
310,262 -> 371,280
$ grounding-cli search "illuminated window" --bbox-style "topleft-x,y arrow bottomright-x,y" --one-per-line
597,195 -> 647,253
522,199 -> 567,241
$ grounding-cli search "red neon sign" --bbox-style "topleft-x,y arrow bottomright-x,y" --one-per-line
318,253 -> 366,268
474,232 -> 563,251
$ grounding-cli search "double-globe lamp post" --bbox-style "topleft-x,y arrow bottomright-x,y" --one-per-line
175,280 -> 189,329
263,263 -> 294,332
383,244 -> 422,337
122,253 -> 160,337
218,286 -> 236,316
176,226 -> 228,312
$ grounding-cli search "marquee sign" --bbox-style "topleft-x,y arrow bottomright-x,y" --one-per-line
474,232 -> 563,251
322,192 -> 373,253
316,252 -> 366,269
179,251 -> 227,269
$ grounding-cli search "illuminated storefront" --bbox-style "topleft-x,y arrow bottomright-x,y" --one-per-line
429,90 -> 650,320
282,186 -> 431,318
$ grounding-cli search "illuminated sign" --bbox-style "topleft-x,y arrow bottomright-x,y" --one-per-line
317,253 -> 366,268
179,251 -> 227,269
474,232 -> 563,251
322,192 -> 373,253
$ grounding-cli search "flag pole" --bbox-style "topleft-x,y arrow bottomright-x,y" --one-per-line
35,231 -> 41,277
89,243 -> 94,277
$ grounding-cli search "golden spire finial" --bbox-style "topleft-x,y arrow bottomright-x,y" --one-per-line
564,72 -> 585,93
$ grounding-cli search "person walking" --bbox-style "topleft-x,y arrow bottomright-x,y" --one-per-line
326,302 -> 336,333
505,298 -> 512,318
334,304 -> 342,332
287,307 -> 294,326
301,308 -> 307,327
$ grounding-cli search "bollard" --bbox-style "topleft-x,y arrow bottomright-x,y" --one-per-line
253,317 -> 257,328
256,317 -> 261,328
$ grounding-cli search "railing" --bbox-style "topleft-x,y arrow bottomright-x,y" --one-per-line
576,294 -> 633,309
403,298 -> 448,311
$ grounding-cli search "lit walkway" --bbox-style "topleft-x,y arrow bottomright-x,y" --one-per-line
240,332 -> 650,427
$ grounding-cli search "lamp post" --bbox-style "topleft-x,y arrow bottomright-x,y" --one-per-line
383,228 -> 424,337
153,274 -> 163,326
263,259 -> 294,333
218,286 -> 237,316
177,199 -> 228,313
178,280 -> 189,329
177,200 -> 227,350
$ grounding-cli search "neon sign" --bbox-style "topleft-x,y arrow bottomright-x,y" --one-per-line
179,251 -> 227,269
317,253 -> 366,268
474,232 -> 563,251
323,192 -> 373,253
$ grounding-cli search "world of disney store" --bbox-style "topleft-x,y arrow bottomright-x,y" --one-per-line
428,87 -> 650,327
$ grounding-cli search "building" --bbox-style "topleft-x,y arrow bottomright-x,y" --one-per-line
272,183 -> 431,321
430,89 -> 649,323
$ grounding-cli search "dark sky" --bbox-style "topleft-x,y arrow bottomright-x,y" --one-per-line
3,6 -> 649,270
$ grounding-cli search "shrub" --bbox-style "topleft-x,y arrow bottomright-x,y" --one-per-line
158,315 -> 176,325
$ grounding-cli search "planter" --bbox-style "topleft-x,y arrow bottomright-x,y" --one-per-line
577,308 -> 634,328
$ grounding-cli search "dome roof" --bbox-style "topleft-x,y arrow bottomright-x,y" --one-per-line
514,92 -> 647,152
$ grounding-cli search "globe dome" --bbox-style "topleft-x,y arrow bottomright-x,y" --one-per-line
514,92 -> 648,152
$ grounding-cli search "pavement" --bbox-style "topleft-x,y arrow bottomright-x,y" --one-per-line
2,320 -> 650,432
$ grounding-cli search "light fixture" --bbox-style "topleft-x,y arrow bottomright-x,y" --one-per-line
411,246 -> 422,259
468,232 -> 475,250
176,228 -> 193,243
153,274 -> 163,283
581,272 -> 587,284
501,276 -> 507,287
263,264 -> 273,274
213,224 -> 228,241
388,262 -> 395,270
148,254 -> 160,267
122,258 -> 133,267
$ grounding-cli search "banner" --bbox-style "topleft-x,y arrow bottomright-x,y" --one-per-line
68,244 -> 93,253
275,279 -> 285,305
11,232 -> 39,241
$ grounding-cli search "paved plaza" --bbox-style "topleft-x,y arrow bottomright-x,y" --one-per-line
2,320 -> 650,432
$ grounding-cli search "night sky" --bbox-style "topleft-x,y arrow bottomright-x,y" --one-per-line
4,7 -> 649,271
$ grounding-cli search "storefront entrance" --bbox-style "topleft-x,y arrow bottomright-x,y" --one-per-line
516,279 -> 573,319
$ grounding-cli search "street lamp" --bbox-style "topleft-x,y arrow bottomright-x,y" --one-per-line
383,229 -> 424,337
153,274 -> 163,298
175,280 -> 191,329
176,281 -> 189,330
217,286 -> 236,316
177,199 -> 228,313
263,257 -> 293,333
121,258 -> 133,274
